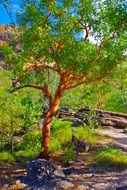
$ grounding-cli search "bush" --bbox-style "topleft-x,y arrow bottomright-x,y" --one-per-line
17,130 -> 41,152
96,147 -> 127,168
0,151 -> 16,162
62,143 -> 76,163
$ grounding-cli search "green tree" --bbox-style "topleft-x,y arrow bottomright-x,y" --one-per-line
2,0 -> 127,158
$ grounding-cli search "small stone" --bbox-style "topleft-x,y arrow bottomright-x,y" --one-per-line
12,180 -> 26,189
77,185 -> 86,190
61,180 -> 74,189
16,180 -> 21,184
3,184 -> 9,188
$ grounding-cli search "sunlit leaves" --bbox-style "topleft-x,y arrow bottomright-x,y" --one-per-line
2,0 -> 127,98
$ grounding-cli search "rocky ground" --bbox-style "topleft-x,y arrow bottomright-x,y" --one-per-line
1,161 -> 127,190
95,126 -> 127,151
1,126 -> 127,190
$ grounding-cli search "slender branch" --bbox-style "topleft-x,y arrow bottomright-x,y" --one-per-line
66,69 -> 115,90
23,61 -> 59,73
3,3 -> 19,37
3,3 -> 16,26
9,84 -> 44,92
9,82 -> 53,105
80,22 -> 91,40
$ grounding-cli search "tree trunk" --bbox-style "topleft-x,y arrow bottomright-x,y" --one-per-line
39,92 -> 62,159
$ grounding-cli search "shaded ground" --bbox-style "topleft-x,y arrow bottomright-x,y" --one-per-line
0,162 -> 27,189
1,161 -> 127,190
1,126 -> 127,190
64,165 -> 127,190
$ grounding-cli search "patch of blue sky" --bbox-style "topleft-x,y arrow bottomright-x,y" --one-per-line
0,0 -> 22,25
56,0 -> 64,7
74,31 -> 84,40
48,15 -> 59,25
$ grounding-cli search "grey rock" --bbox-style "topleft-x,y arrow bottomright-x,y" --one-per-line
72,135 -> 90,152
72,118 -> 85,127
27,159 -> 65,181
19,159 -> 69,190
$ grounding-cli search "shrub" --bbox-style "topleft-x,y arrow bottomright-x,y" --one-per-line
18,130 -> 41,152
62,143 -> 76,163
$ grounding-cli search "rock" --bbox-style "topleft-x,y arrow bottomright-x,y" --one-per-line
72,118 -> 85,127
11,180 -> 27,189
68,159 -> 85,167
61,181 -> 74,189
72,135 -> 90,152
56,107 -> 127,129
3,184 -> 9,188
27,159 -> 65,181
19,159 -> 70,190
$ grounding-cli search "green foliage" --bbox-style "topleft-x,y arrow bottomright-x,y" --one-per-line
18,130 -> 41,152
0,151 -> 16,163
3,0 -> 127,105
49,139 -> 62,153
104,91 -> 126,113
73,126 -> 102,145
52,120 -> 72,145
15,150 -> 38,162
96,147 -> 127,168
62,144 -> 76,164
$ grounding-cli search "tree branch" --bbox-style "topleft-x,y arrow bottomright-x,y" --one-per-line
23,60 -> 59,73
9,84 -> 44,92
9,82 -> 53,105
82,22 -> 91,40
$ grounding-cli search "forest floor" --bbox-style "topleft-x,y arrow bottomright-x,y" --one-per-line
1,126 -> 127,190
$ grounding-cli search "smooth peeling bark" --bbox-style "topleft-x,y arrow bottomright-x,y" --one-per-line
40,81 -> 65,159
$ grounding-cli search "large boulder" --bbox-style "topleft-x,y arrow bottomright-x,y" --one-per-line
19,159 -> 73,190
27,159 -> 65,181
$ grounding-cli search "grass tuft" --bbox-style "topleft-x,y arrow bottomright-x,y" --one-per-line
0,151 -> 16,163
73,126 -> 103,145
96,147 -> 127,169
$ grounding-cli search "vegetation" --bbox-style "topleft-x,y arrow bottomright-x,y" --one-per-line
0,1 -> 127,172
0,151 -> 16,163
1,0 -> 127,158
96,147 -> 127,169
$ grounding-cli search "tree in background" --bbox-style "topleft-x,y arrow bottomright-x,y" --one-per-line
2,0 -> 127,158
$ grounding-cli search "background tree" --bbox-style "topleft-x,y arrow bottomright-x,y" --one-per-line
2,0 -> 127,158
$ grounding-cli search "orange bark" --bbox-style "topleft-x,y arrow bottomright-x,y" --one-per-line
40,98 -> 61,159
39,77 -> 66,159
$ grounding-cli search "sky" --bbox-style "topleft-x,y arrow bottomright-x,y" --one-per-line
0,0 -> 21,25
